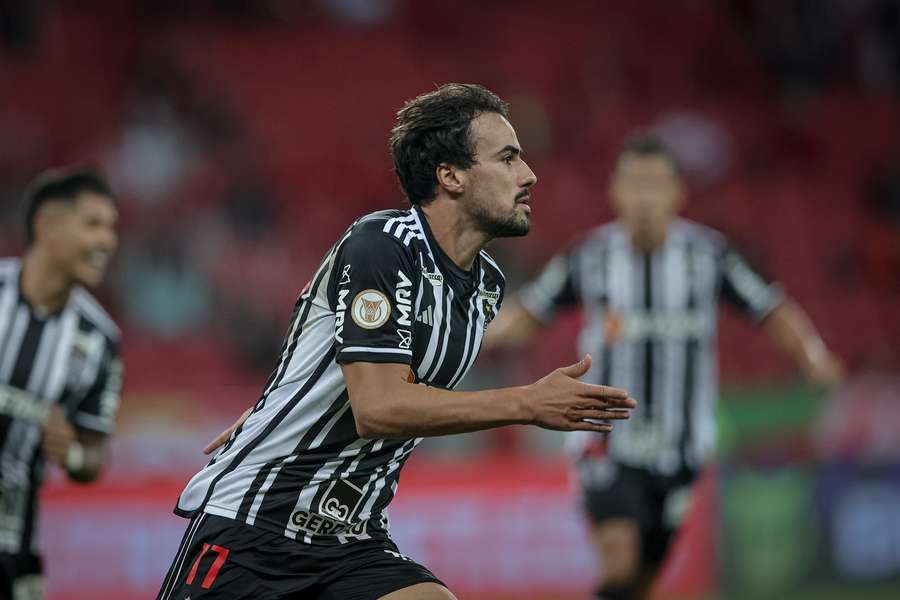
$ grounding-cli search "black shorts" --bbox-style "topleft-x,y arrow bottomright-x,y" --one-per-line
578,459 -> 697,565
0,550 -> 42,599
156,513 -> 444,600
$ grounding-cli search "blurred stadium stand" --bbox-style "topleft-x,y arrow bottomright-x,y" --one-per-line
2,1 -> 899,598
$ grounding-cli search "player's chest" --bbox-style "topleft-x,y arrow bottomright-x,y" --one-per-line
408,267 -> 499,385
0,306 -> 105,402
581,246 -> 721,310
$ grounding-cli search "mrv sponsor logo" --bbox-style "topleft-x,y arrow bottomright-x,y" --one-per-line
396,270 -> 413,327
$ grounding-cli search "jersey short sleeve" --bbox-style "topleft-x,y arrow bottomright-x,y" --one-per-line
71,340 -> 123,435
332,229 -> 418,365
718,245 -> 784,321
519,247 -> 580,324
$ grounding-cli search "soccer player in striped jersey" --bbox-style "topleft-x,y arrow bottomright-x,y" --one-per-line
157,84 -> 637,600
485,134 -> 844,600
0,168 -> 122,600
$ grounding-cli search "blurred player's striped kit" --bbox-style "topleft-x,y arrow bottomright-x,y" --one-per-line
521,219 -> 782,474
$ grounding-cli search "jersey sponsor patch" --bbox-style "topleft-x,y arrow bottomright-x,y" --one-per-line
339,264 -> 352,286
351,290 -> 391,329
318,478 -> 364,523
421,268 -> 443,287
397,329 -> 412,350
288,509 -> 369,537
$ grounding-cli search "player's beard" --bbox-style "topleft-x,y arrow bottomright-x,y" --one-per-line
470,194 -> 531,238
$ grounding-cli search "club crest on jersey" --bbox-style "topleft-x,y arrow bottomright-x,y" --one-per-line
479,287 -> 500,328
351,290 -> 391,329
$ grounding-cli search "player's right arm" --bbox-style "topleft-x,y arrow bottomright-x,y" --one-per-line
483,248 -> 580,350
342,354 -> 635,439
481,300 -> 543,349
334,226 -> 631,439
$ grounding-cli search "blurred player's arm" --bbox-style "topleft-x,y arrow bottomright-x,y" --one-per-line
483,248 -> 581,350
341,355 -> 634,439
44,349 -> 123,483
761,299 -> 845,387
482,300 -> 543,349
43,408 -> 108,483
719,244 -> 844,387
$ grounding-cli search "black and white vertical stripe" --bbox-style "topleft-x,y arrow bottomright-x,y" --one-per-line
0,258 -> 121,555
175,206 -> 506,545
521,220 -> 782,475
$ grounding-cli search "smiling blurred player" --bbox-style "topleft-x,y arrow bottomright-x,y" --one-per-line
0,168 -> 123,600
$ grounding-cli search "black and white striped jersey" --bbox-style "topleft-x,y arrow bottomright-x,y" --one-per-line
521,219 -> 782,474
0,258 -> 122,555
175,206 -> 505,545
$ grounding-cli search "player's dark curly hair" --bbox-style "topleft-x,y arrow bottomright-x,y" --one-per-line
390,83 -> 510,205
22,167 -> 114,245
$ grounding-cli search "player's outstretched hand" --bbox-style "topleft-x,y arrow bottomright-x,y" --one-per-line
525,355 -> 635,433
807,350 -> 846,389
203,407 -> 253,455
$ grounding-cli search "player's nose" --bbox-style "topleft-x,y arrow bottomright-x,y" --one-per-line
520,160 -> 537,188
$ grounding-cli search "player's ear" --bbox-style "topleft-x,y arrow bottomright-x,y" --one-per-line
436,163 -> 465,196
32,203 -> 68,245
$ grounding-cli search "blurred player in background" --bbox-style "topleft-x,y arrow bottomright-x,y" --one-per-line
0,168 -> 123,600
485,134 -> 844,600
157,84 -> 636,600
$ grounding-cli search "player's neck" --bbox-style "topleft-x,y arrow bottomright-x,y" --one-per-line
20,249 -> 73,314
630,232 -> 666,255
419,200 -> 486,272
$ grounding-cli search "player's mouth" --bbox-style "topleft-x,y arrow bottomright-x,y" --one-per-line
85,250 -> 111,272
515,191 -> 532,215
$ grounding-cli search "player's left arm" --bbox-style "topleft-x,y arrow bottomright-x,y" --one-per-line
760,300 -> 845,387
719,244 -> 844,387
44,343 -> 123,483
42,410 -> 107,483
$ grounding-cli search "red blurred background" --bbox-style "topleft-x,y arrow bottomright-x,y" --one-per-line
2,1 -> 899,598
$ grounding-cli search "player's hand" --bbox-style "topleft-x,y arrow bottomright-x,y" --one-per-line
807,351 -> 846,388
203,407 -> 253,455
524,355 -> 636,432
42,406 -> 76,466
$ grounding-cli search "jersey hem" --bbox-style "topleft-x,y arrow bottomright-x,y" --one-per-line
174,503 -> 391,546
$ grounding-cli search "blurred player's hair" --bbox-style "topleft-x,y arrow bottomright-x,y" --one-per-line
22,167 -> 114,245
390,83 -> 510,205
617,131 -> 681,175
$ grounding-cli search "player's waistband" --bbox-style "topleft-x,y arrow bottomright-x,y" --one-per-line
175,504 -> 390,546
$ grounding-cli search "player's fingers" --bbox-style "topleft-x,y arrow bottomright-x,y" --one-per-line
569,420 -> 613,433
203,429 -> 234,455
572,408 -> 632,421
558,354 -> 592,378
577,384 -> 634,405
203,408 -> 253,455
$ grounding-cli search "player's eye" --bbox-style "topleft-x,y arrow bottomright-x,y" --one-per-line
504,155 -> 514,165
